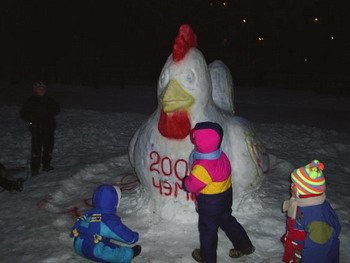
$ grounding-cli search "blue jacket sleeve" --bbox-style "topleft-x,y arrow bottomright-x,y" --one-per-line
100,214 -> 139,244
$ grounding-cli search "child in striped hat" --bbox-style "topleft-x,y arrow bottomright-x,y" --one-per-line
281,160 -> 341,263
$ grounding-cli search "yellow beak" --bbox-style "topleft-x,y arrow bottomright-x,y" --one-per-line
160,79 -> 194,113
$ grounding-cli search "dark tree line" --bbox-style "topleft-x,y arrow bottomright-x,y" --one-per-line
0,0 -> 348,93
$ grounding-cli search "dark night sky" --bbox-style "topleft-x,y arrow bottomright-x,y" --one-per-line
0,0 -> 348,93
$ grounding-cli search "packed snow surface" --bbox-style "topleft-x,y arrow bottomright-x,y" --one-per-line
0,82 -> 349,262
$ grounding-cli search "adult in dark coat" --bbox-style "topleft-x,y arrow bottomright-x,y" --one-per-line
20,81 -> 60,176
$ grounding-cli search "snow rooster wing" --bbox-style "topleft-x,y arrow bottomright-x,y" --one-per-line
128,24 -> 269,221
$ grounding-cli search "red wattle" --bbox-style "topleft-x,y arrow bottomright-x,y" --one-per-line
158,110 -> 191,139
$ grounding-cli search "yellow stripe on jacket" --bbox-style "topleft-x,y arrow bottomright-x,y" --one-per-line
191,164 -> 232,195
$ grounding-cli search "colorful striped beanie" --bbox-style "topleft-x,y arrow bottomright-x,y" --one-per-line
291,160 -> 325,195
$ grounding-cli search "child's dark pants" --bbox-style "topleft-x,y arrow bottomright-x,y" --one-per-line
197,188 -> 253,263
31,129 -> 54,172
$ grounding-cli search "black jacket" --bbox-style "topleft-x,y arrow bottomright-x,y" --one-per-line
20,95 -> 60,131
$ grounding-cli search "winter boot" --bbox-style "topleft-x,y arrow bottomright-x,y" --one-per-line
1,178 -> 24,192
132,245 -> 142,258
13,179 -> 24,192
42,165 -> 54,172
32,170 -> 39,176
229,245 -> 255,258
192,248 -> 205,263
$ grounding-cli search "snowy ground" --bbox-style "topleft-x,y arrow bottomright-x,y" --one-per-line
0,82 -> 349,262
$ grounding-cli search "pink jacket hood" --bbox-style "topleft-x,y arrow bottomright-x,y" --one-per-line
191,122 -> 223,153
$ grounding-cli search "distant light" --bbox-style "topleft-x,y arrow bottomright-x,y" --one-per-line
331,36 -> 335,40
258,37 -> 264,41
209,2 -> 214,6
223,2 -> 229,6
242,19 -> 247,23
304,58 -> 308,62
314,17 -> 319,22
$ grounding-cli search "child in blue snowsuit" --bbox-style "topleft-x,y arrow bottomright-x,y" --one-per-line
70,184 -> 141,263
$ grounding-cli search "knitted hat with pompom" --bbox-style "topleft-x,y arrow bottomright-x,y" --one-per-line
291,160 -> 325,195
33,80 -> 47,89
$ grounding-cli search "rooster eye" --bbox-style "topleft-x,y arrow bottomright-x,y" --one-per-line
160,69 -> 169,87
186,71 -> 195,84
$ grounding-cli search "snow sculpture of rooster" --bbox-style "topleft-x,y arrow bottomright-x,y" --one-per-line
129,24 -> 269,220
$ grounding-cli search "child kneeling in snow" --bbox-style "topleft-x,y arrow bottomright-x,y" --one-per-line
281,160 -> 341,263
182,122 -> 254,263
70,184 -> 141,263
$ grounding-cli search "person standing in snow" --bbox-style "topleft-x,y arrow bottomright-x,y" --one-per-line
70,184 -> 141,263
182,121 -> 255,263
20,81 -> 60,176
281,160 -> 341,263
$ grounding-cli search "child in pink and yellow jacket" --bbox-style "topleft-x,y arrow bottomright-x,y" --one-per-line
182,121 -> 254,263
